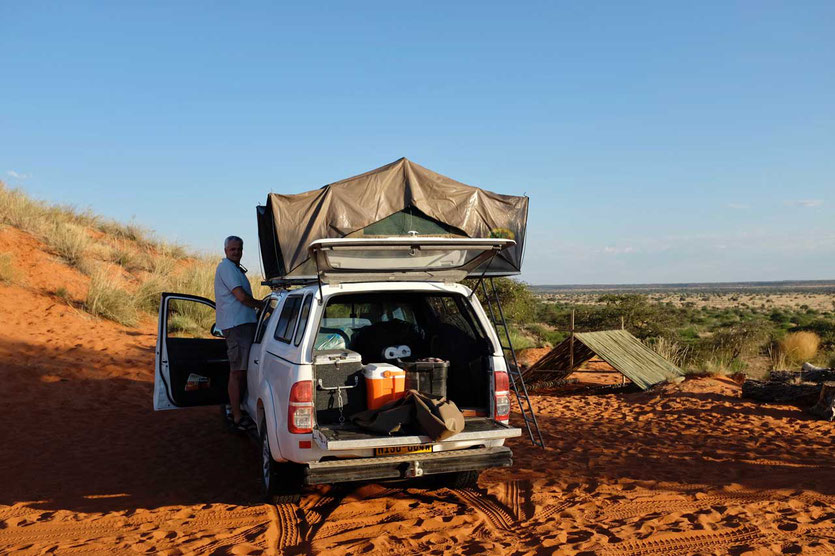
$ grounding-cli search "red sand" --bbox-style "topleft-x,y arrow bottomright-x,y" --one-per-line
2,226 -> 835,554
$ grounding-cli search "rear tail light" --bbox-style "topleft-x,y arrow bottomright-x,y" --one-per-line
288,380 -> 314,434
494,371 -> 510,423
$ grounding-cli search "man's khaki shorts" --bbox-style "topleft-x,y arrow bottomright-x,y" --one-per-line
224,323 -> 257,372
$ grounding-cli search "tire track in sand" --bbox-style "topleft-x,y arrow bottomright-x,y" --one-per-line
600,526 -> 776,556
300,487 -> 348,542
501,479 -> 535,521
191,522 -> 270,555
0,505 -> 268,546
447,488 -> 517,532
272,503 -> 302,550
530,499 -> 579,523
600,493 -> 773,521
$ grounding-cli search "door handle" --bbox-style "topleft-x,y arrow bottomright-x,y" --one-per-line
254,359 -> 260,364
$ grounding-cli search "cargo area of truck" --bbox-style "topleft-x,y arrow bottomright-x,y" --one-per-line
314,418 -> 518,450
312,291 -> 495,433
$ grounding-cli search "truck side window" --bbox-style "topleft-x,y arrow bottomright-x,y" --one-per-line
253,298 -> 278,344
293,295 -> 312,346
273,296 -> 302,343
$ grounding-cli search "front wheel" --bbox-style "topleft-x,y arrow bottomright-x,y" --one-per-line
260,423 -> 303,504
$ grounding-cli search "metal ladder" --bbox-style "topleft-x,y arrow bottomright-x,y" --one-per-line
480,278 -> 545,448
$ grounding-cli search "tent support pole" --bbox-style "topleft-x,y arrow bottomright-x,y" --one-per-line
313,253 -> 324,305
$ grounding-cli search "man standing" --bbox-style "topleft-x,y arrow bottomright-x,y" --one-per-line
214,235 -> 263,430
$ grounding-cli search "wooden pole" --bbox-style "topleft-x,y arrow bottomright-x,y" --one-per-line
569,310 -> 575,370
620,317 -> 626,384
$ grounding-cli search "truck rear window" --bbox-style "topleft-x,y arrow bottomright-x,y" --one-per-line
317,292 -> 488,360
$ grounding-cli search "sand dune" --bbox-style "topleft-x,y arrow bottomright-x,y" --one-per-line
2,227 -> 834,554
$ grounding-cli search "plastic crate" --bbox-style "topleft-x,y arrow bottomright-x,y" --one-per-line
400,360 -> 448,398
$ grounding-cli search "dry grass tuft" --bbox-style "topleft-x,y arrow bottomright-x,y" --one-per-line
650,336 -> 690,368
133,273 -> 172,314
85,269 -> 138,326
55,286 -> 72,303
172,258 -> 217,299
108,241 -> 146,272
45,221 -> 91,270
0,252 -> 21,285
780,331 -> 820,365
0,183 -> 51,235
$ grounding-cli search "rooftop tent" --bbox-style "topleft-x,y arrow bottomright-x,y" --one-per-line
257,158 -> 529,281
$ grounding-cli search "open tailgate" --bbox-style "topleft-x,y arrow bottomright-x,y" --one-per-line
313,418 -> 521,451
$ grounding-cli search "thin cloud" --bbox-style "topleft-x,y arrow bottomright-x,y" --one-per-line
6,170 -> 31,179
602,246 -> 635,255
786,199 -> 823,208
726,203 -> 749,210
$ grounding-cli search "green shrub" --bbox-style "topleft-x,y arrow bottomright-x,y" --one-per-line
526,322 -> 566,347
707,319 -> 771,360
466,277 -> 538,324
507,327 -> 535,350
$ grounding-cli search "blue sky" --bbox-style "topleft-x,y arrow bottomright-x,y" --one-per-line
2,1 -> 833,285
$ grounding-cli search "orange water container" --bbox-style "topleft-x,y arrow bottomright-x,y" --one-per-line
363,363 -> 406,410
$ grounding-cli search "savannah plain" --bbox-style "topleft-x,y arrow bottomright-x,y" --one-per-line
2,183 -> 835,554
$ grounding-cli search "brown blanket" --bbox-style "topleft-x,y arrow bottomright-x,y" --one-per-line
351,390 -> 465,441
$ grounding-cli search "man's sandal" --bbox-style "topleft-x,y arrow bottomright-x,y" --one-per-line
233,415 -> 255,432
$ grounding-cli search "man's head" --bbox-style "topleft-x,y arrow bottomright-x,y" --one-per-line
224,235 -> 244,264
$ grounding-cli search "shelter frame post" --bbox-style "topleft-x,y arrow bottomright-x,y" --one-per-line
569,310 -> 575,371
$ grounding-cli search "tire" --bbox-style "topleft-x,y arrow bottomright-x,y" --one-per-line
436,470 -> 481,489
260,422 -> 303,504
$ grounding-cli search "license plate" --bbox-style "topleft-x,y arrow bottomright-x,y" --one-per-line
374,444 -> 432,457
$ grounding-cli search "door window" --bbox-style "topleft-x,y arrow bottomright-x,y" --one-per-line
254,298 -> 278,344
157,294 -> 229,409
166,298 -> 217,339
274,295 -> 303,343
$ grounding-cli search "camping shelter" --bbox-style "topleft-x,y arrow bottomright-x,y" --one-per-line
525,329 -> 684,390
257,158 -> 529,282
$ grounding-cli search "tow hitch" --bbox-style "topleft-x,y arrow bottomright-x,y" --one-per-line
405,461 -> 424,478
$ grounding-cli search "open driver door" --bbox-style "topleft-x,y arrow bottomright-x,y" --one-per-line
154,293 -> 231,410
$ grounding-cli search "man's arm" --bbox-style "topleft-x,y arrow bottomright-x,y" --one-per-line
231,286 -> 265,309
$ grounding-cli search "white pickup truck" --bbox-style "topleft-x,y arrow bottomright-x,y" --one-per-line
154,237 -> 522,502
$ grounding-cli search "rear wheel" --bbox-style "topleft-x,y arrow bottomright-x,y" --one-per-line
436,470 -> 481,489
260,422 -> 302,504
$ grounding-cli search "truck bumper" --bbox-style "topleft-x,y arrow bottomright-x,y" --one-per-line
304,446 -> 512,485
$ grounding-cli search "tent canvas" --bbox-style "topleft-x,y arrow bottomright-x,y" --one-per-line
257,158 -> 529,281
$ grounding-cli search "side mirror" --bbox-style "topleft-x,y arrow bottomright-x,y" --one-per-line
210,323 -> 224,338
